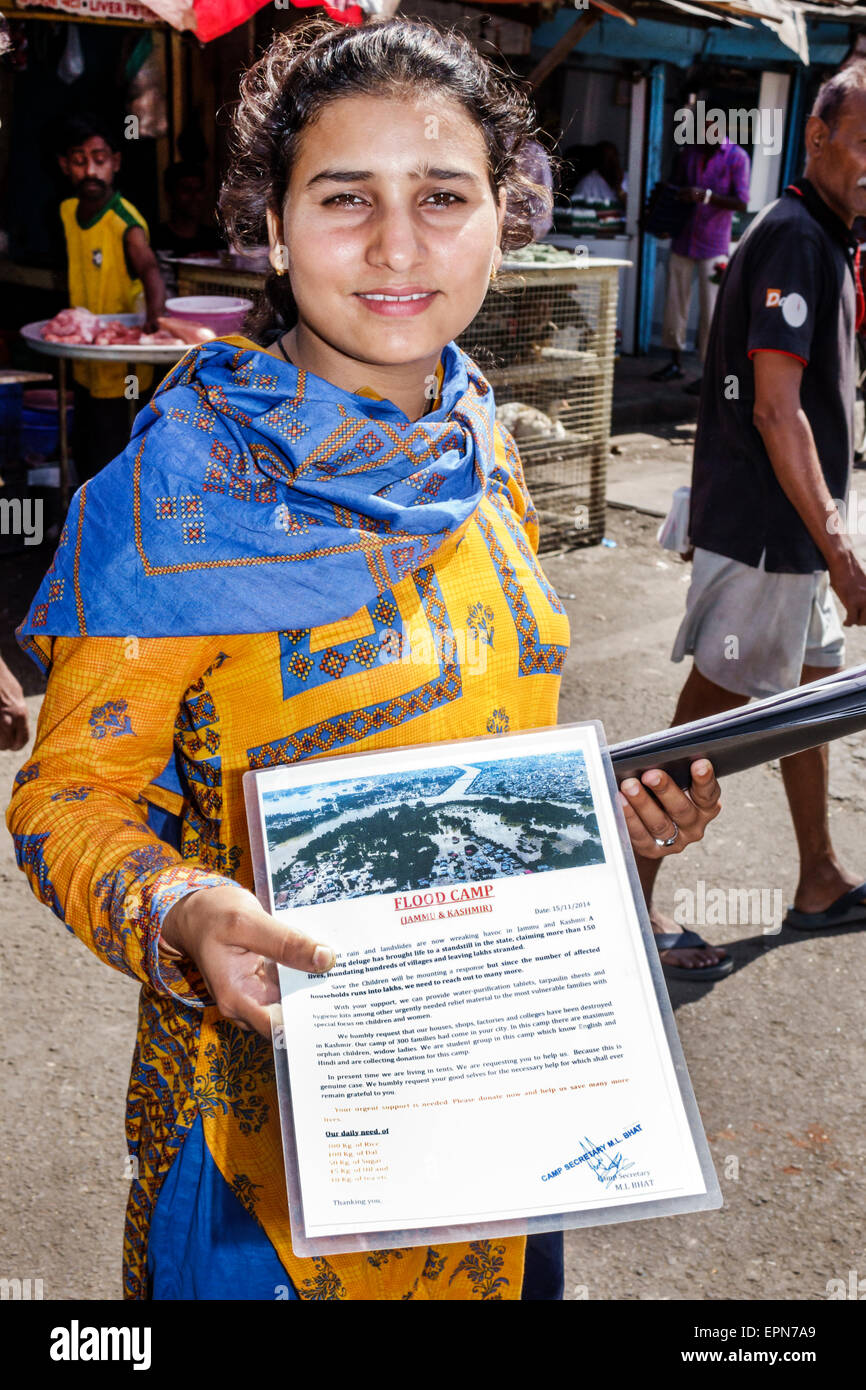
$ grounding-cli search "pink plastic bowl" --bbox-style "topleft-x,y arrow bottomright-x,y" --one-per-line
164,296 -> 253,336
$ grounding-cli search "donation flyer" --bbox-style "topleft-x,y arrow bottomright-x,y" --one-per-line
244,723 -> 721,1256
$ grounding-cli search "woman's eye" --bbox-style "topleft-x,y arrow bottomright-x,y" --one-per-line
424,191 -> 464,208
322,191 -> 465,209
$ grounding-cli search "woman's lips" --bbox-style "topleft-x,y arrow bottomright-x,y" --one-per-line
354,291 -> 438,317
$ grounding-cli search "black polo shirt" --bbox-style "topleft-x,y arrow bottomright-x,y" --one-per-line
689,177 -> 859,573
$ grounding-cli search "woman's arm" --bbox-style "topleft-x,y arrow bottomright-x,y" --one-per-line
6,634 -> 238,1006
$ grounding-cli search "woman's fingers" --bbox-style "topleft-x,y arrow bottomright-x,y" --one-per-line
214,953 -> 283,1037
618,792 -> 670,858
229,907 -> 336,975
618,759 -> 721,858
205,921 -> 323,1038
174,884 -> 336,975
619,775 -> 683,843
686,758 -> 722,812
166,885 -> 337,1038
209,910 -> 335,1036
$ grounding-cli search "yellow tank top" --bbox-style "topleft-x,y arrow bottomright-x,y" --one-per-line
59,191 -> 155,399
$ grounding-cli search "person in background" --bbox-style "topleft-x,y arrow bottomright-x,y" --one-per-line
56,113 -> 166,482
153,163 -> 224,296
643,66 -> 866,981
650,97 -> 750,392
0,654 -> 28,750
571,141 -> 627,205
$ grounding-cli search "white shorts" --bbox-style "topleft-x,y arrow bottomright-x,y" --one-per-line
671,547 -> 846,698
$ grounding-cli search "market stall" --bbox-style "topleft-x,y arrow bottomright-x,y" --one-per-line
480,252 -> 628,551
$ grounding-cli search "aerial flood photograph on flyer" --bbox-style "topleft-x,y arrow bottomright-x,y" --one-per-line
262,749 -> 603,904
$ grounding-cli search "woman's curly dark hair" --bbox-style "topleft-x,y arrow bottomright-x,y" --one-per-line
218,15 -> 558,344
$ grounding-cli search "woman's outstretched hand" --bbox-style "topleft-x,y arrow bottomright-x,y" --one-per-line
617,758 -> 721,859
160,883 -> 335,1038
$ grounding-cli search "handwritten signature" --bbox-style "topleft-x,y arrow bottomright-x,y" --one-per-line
578,1134 -> 636,1189
540,1124 -> 642,1187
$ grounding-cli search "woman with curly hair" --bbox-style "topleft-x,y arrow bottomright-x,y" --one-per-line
8,17 -> 720,1301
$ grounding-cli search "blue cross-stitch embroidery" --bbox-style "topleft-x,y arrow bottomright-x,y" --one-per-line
467,602 -> 495,646
89,700 -> 135,739
487,707 -> 510,734
12,832 -> 63,920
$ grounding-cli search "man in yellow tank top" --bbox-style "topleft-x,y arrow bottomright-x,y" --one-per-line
56,115 -> 167,481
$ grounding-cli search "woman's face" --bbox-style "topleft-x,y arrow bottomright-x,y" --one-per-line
266,91 -> 506,369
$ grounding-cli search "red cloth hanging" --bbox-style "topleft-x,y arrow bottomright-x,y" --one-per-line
193,0 -> 363,45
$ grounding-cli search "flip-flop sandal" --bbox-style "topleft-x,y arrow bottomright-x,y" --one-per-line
649,362 -> 685,382
783,881 -> 866,931
654,930 -> 734,982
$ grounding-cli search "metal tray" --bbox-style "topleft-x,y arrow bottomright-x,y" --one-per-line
20,313 -> 194,364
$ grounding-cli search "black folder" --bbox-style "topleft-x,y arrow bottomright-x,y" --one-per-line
609,663 -> 866,788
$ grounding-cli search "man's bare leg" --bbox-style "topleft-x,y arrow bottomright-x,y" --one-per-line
782,664 -> 864,915
637,662 -> 749,970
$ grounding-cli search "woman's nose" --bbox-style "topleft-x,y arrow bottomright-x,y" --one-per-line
367,202 -> 423,267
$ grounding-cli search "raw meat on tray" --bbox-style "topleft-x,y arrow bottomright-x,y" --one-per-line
38,306 -> 197,348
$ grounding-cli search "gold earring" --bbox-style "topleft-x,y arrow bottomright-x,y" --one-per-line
273,243 -> 289,277
489,261 -> 498,282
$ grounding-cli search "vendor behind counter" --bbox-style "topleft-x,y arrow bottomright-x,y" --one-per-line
55,112 -> 166,482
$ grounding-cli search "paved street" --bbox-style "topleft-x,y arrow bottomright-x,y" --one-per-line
548,506 -> 866,1302
2,407 -> 865,1300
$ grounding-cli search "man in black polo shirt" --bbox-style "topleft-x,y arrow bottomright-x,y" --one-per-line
640,66 -> 866,980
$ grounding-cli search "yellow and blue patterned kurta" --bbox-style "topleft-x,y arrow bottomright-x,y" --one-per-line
7,338 -> 570,1300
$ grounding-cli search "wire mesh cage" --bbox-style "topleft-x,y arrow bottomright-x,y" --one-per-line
457,262 -> 619,553
176,258 -> 619,553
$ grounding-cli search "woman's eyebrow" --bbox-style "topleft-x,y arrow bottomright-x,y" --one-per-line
305,165 -> 482,188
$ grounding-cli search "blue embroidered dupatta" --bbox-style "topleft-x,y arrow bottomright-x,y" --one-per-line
17,335 -> 500,672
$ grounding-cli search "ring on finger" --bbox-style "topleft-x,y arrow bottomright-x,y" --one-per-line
654,822 -> 679,848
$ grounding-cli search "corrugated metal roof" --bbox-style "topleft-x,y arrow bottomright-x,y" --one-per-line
603,0 -> 866,62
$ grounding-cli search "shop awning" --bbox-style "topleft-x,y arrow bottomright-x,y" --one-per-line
610,0 -> 866,63
645,0 -> 809,62
466,0 -> 866,64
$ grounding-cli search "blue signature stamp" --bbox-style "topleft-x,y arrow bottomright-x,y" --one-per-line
541,1123 -> 641,1189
